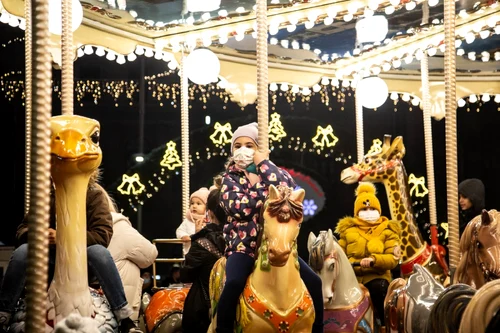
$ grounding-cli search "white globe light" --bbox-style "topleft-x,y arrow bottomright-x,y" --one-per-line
356,15 -> 389,43
49,0 -> 83,35
356,76 -> 388,109
185,48 -> 220,85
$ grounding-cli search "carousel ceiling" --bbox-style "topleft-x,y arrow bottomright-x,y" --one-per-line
0,0 -> 499,105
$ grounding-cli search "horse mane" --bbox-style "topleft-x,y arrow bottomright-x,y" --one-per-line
425,284 -> 476,333
454,210 -> 500,285
459,279 -> 500,333
255,185 -> 303,249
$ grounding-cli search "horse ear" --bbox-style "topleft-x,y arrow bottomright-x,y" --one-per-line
291,188 -> 306,203
325,229 -> 334,254
307,232 -> 316,252
481,209 -> 492,226
268,184 -> 280,201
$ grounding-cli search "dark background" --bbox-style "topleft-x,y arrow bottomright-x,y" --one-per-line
3,24 -> 499,278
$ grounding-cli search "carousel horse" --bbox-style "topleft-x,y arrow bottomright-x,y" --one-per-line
458,279 -> 500,333
454,209 -> 500,289
340,135 -> 448,284
307,229 -> 374,333
425,284 -> 476,333
207,185 -> 315,333
383,264 -> 444,333
9,115 -> 118,332
141,286 -> 188,333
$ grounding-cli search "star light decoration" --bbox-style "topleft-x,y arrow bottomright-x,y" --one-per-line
209,122 -> 233,146
408,173 -> 429,198
367,139 -> 383,155
311,125 -> 339,149
117,173 -> 146,195
159,141 -> 182,170
269,113 -> 287,142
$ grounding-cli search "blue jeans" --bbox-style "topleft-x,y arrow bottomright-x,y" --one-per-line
0,244 -> 128,313
216,253 -> 324,333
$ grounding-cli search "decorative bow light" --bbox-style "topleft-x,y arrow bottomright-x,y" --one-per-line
117,173 -> 146,195
408,173 -> 429,198
160,141 -> 182,170
210,122 -> 233,145
367,138 -> 383,155
311,125 -> 339,149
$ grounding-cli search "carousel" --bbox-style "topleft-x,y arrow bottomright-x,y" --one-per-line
0,0 -> 499,332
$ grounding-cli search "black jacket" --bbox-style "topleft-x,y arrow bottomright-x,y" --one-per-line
180,223 -> 225,333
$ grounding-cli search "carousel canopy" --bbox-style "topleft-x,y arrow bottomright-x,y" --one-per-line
1,0 -> 499,107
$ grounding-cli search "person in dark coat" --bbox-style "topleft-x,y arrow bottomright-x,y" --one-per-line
180,186 -> 226,333
458,178 -> 485,237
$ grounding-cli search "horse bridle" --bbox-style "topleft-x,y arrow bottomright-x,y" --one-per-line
473,224 -> 500,282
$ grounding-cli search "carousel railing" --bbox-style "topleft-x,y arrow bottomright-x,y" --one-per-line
151,238 -> 185,289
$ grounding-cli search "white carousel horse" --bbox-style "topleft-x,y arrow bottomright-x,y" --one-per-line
307,229 -> 374,333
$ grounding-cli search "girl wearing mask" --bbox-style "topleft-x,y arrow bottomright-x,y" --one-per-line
335,182 -> 402,333
215,122 -> 324,333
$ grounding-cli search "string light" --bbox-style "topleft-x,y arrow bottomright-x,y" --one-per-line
269,113 -> 287,142
117,173 -> 146,195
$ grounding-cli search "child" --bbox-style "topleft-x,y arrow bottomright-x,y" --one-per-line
335,182 -> 402,332
176,187 -> 210,256
181,186 -> 226,333
215,122 -> 324,333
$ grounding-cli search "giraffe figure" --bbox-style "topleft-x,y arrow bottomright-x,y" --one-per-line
340,134 -> 448,283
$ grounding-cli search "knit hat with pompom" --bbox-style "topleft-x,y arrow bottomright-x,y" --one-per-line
354,182 -> 381,216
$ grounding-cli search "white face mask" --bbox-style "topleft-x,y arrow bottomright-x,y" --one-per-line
358,210 -> 380,222
233,146 -> 255,169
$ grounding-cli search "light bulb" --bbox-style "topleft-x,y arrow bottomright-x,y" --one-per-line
48,0 -> 83,35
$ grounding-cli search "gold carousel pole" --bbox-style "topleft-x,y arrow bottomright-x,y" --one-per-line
25,0 -> 52,331
61,0 -> 73,116
443,0 -> 460,274
180,48 -> 190,223
256,0 -> 269,150
355,93 -> 364,163
421,2 -> 439,245
24,0 -> 32,215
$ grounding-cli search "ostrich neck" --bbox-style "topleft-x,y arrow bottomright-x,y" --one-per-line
52,173 -> 91,292
250,256 -> 303,312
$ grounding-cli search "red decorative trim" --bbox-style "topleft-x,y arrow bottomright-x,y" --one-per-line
401,244 -> 431,276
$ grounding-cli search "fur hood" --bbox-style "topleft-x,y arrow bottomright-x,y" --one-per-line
335,216 -> 401,236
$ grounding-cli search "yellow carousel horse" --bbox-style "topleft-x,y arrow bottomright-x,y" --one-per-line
207,185 -> 315,333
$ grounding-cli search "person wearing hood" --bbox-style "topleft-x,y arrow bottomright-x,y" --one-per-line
458,178 -> 486,237
104,189 -> 159,322
335,182 -> 402,332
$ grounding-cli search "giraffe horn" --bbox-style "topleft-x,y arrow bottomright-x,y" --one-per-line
383,134 -> 392,149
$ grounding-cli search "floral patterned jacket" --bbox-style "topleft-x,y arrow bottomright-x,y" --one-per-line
220,160 -> 296,258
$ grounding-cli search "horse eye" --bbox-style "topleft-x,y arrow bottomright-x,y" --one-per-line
476,241 -> 483,249
298,223 -> 302,228
329,263 -> 335,271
